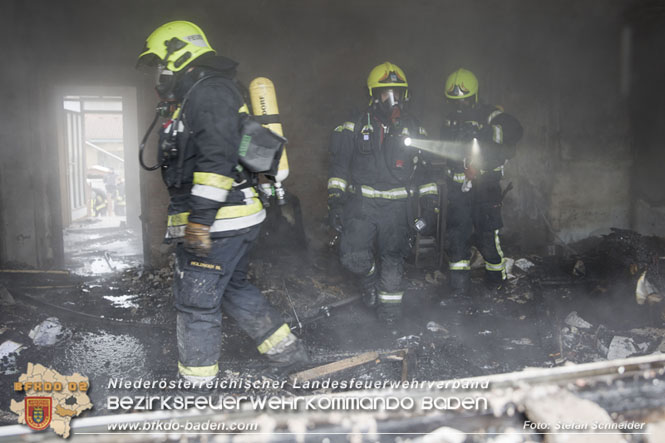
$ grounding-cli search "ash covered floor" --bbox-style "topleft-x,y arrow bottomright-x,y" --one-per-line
1,220 -> 665,426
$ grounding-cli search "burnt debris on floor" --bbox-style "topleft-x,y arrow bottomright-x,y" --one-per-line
1,225 -> 665,433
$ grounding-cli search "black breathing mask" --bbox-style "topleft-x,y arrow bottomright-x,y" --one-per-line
155,65 -> 177,101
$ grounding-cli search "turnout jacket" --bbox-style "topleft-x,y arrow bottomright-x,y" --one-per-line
441,103 -> 523,186
328,110 -> 438,213
161,56 -> 265,239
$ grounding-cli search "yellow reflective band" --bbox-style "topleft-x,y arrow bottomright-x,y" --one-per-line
487,110 -> 503,124
177,362 -> 219,377
378,291 -> 403,303
418,183 -> 438,196
485,260 -> 505,271
193,172 -> 234,190
168,212 -> 189,226
452,173 -> 465,183
169,196 -> 263,224
238,104 -> 249,114
449,260 -> 471,271
257,323 -> 291,354
210,209 -> 266,232
334,121 -> 355,132
359,185 -> 408,199
418,127 -> 428,136
216,197 -> 263,219
401,127 -> 411,136
328,177 -> 348,191
192,184 -> 229,202
494,230 -> 505,258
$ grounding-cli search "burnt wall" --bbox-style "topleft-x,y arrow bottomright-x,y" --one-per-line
0,0 -> 639,267
627,2 -> 665,237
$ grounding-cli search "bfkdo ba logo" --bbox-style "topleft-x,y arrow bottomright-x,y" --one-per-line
25,397 -> 52,431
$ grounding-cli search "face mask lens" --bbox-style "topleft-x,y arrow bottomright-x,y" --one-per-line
156,65 -> 173,87
380,89 -> 400,107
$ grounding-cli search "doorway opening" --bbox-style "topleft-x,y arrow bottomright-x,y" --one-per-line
58,88 -> 143,275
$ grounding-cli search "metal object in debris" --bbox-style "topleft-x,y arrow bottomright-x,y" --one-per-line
103,251 -> 116,271
606,336 -> 648,360
28,317 -> 65,346
427,321 -> 449,334
0,340 -> 23,359
635,271 -> 662,305
397,335 -> 420,347
514,258 -> 535,272
564,311 -> 593,330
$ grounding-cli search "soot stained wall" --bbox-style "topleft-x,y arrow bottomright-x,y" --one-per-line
0,0 -> 639,267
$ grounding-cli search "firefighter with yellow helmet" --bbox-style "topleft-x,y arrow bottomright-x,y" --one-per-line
327,62 -> 439,324
136,21 -> 308,382
441,68 -> 523,301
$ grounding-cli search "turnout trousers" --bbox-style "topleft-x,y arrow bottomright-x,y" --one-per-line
339,196 -> 410,306
173,225 -> 288,378
445,176 -> 506,293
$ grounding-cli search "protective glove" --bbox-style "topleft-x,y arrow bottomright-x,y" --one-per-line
184,222 -> 212,257
464,164 -> 478,181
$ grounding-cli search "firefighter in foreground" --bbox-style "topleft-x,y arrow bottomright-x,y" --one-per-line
328,62 -> 439,323
441,68 -> 523,301
136,21 -> 308,382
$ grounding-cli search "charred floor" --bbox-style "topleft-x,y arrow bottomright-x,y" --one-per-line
1,210 -> 665,441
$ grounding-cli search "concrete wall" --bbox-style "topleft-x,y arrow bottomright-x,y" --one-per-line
0,0 -> 644,268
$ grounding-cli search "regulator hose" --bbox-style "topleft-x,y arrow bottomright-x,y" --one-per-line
139,109 -> 163,171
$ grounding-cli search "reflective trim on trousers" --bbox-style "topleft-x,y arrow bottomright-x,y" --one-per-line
494,229 -> 505,258
177,362 -> 219,377
257,323 -> 291,354
485,259 -> 505,272
449,260 -> 471,271
378,291 -> 403,304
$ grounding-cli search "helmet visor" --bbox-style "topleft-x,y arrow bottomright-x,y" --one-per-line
377,88 -> 402,107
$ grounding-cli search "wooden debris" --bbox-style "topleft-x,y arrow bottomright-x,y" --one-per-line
289,348 -> 411,384
290,351 -> 380,384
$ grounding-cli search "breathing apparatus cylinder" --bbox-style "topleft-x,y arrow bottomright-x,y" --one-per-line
249,77 -> 289,205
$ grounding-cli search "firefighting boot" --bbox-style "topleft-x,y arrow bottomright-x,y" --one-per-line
376,302 -> 402,325
484,269 -> 506,298
175,372 -> 219,398
264,336 -> 311,378
442,271 -> 470,306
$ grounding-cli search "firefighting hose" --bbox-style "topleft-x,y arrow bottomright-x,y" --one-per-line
284,295 -> 362,331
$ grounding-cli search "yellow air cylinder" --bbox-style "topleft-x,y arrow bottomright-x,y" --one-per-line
249,77 -> 289,183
